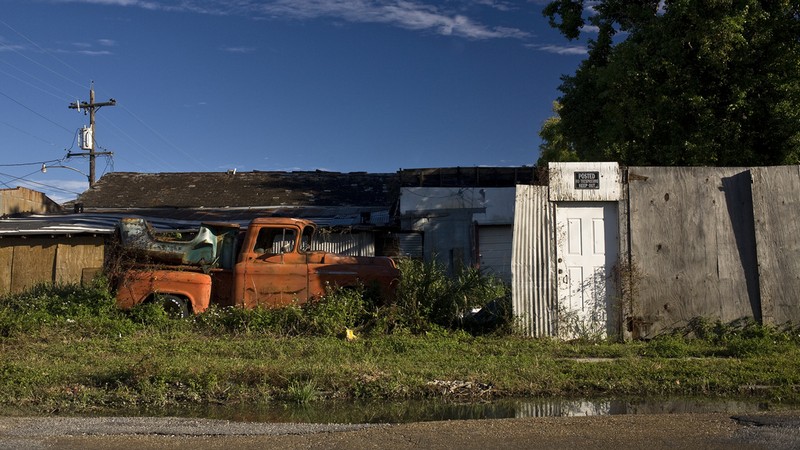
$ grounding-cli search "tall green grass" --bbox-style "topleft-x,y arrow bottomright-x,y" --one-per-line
0,259 -> 512,338
2,268 -> 800,410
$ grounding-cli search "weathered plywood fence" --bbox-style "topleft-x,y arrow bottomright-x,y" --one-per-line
627,166 -> 800,337
0,236 -> 105,296
750,166 -> 800,326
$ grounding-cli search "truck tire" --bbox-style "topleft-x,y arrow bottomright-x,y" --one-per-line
156,294 -> 190,319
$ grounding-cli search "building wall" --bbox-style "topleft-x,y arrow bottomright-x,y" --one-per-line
400,187 -> 515,225
400,187 -> 515,274
0,236 -> 105,296
0,187 -> 61,216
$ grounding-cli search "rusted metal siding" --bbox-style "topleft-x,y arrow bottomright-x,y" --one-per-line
511,185 -> 555,337
751,166 -> 800,325
312,231 -> 375,257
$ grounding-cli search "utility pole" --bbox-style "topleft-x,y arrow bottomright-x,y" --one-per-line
68,82 -> 115,187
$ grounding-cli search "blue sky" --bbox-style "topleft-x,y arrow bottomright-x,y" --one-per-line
0,0 -> 590,203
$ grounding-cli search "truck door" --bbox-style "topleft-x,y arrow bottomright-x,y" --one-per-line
239,226 -> 308,307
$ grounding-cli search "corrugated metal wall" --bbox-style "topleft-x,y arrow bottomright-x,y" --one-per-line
511,185 -> 555,337
312,231 -> 375,257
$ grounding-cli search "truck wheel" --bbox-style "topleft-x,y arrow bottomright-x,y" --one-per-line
156,294 -> 190,319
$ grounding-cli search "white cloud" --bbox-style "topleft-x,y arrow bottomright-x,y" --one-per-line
581,24 -> 600,34
220,46 -> 256,54
256,0 -> 528,40
528,44 -> 588,55
16,178 -> 87,204
75,50 -> 113,56
53,0 -> 529,41
0,40 -> 26,52
53,0 -> 162,9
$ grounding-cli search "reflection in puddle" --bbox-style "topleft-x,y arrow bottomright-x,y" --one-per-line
106,397 -> 775,424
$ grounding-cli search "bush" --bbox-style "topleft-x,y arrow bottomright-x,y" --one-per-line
0,278 -> 133,337
391,258 -> 509,333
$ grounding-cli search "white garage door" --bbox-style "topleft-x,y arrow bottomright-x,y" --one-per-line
478,225 -> 513,284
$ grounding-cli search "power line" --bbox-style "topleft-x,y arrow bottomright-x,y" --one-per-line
0,60 -> 76,102
0,88 -> 72,133
119,103 -> 207,169
0,120 -> 59,146
102,116 -> 181,171
0,158 -> 64,168
0,170 -> 84,196
0,20 -> 87,91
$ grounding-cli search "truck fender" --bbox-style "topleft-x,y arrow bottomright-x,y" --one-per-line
116,269 -> 212,314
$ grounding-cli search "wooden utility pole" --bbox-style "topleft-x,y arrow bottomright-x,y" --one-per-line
68,82 -> 115,187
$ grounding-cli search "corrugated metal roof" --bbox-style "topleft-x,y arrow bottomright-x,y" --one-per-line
0,206 -> 392,236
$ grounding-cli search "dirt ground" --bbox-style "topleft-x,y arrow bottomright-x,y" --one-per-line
1,412 -> 799,450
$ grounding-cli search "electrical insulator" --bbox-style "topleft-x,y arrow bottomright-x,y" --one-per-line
79,126 -> 93,151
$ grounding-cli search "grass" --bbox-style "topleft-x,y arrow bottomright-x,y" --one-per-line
1,272 -> 800,413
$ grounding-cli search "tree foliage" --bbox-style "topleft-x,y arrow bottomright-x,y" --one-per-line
540,0 -> 800,166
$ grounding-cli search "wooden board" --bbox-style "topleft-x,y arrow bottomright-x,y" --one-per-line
751,166 -> 800,325
0,245 -> 13,295
627,167 -> 759,337
55,237 -> 105,284
10,239 -> 57,292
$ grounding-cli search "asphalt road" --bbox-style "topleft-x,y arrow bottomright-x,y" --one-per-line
1,412 -> 799,449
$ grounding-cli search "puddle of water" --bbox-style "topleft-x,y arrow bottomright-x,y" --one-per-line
84,397 -> 778,424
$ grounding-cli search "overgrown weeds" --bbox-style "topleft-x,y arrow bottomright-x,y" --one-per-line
0,260 -> 511,338
642,317 -> 800,358
2,271 -> 800,410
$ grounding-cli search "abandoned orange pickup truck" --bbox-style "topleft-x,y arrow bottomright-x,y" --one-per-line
114,217 -> 400,317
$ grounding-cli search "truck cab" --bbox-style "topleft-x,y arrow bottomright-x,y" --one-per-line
114,217 -> 399,315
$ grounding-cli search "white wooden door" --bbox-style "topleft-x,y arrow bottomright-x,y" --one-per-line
556,202 -> 618,339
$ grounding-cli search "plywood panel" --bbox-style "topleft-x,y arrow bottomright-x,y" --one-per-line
0,246 -> 13,295
10,239 -> 57,292
627,167 -> 759,338
55,237 -> 105,284
549,162 -> 621,202
751,166 -> 800,325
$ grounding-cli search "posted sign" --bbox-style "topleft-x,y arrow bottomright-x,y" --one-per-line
574,171 -> 600,189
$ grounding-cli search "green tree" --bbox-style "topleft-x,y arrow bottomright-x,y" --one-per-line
541,0 -> 800,166
537,101 -> 579,166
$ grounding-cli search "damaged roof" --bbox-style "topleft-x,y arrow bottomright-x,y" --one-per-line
77,171 -> 399,209
398,166 -> 541,187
